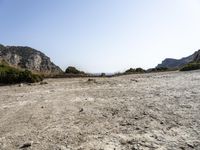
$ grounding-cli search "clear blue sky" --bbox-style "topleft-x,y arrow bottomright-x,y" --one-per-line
1,0 -> 200,73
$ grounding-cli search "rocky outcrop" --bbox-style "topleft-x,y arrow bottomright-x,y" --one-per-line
157,50 -> 200,69
0,44 -> 63,74
193,50 -> 200,62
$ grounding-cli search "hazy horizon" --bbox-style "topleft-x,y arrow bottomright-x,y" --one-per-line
1,0 -> 200,73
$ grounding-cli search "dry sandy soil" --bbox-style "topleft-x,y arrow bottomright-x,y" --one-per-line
0,71 -> 199,150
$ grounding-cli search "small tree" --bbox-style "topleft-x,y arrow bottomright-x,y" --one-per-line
124,68 -> 136,74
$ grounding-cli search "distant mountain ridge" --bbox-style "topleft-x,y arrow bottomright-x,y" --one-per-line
157,50 -> 200,69
0,44 -> 63,74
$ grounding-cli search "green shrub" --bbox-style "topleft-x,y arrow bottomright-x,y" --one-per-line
124,68 -> 136,74
135,68 -> 146,73
100,73 -> 106,77
0,64 -> 43,84
180,63 -> 200,71
147,67 -> 169,73
65,66 -> 85,74
124,68 -> 146,74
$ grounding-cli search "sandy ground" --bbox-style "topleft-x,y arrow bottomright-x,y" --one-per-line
0,71 -> 200,150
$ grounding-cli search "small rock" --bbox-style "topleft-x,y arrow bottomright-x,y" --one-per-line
180,147 -> 186,150
79,108 -> 84,112
135,127 -> 140,130
87,78 -> 97,83
143,111 -> 148,115
134,116 -> 139,120
40,81 -> 48,85
187,143 -> 195,148
19,83 -> 23,87
160,121 -> 164,125
132,144 -> 140,150
19,142 -> 32,149
131,79 -> 138,82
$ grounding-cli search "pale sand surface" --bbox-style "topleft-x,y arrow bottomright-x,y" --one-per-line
0,71 -> 199,150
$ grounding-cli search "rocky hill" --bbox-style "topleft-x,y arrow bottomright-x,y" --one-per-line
157,50 -> 200,69
0,44 -> 63,74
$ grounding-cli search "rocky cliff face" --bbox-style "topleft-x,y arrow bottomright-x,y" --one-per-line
0,44 -> 63,74
193,50 -> 200,62
157,50 -> 200,69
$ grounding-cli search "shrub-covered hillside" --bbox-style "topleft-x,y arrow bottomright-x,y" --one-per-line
0,63 -> 43,84
180,62 -> 200,71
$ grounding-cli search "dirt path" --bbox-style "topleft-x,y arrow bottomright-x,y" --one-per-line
0,71 -> 199,150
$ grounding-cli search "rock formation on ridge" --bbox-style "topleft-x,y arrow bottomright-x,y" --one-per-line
0,44 -> 63,74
